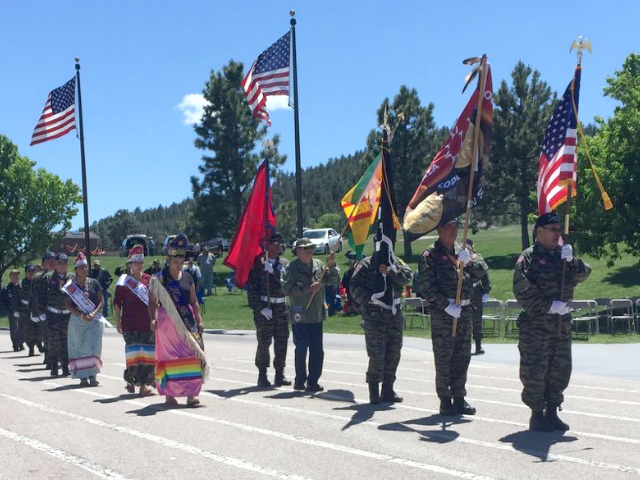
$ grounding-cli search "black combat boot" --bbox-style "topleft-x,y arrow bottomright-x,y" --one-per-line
529,409 -> 555,432
50,364 -> 59,377
274,370 -> 292,387
475,342 -> 485,355
368,382 -> 381,404
257,368 -> 271,387
28,345 -> 35,357
545,403 -> 570,431
61,364 -> 70,377
453,397 -> 477,415
37,342 -> 44,353
381,382 -> 403,403
439,397 -> 456,416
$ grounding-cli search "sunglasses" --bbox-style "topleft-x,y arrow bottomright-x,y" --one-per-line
169,255 -> 185,260
540,226 -> 563,233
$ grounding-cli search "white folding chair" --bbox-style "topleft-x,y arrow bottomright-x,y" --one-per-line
636,299 -> 640,334
481,299 -> 503,338
608,299 -> 635,334
568,300 -> 594,339
504,299 -> 522,338
403,297 -> 428,330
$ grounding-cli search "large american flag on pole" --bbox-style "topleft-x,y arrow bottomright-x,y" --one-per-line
241,32 -> 290,126
537,67 -> 581,214
30,77 -> 76,146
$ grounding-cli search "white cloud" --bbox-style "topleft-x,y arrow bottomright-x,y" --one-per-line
178,93 -> 209,125
266,95 -> 291,111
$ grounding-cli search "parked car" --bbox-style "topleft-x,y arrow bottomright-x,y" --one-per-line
119,235 -> 154,257
303,228 -> 342,254
201,237 -> 230,257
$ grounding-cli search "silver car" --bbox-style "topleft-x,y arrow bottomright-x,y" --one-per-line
303,228 -> 343,254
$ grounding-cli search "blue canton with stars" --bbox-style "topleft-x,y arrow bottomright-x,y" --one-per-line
254,33 -> 290,74
541,69 -> 581,159
50,78 -> 76,113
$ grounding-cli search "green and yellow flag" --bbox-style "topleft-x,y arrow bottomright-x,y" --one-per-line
340,153 -> 383,258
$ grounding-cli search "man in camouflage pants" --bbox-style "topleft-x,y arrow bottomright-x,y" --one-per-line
416,219 -> 488,416
467,239 -> 491,355
30,251 -> 56,367
350,255 -> 412,404
37,253 -> 73,377
514,212 -> 591,431
247,233 -> 291,388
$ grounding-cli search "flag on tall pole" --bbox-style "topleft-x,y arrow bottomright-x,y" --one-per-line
30,78 -> 76,145
403,62 -> 493,235
241,32 -> 291,126
224,160 -> 277,288
370,124 -> 401,313
340,153 -> 383,259
537,67 -> 581,214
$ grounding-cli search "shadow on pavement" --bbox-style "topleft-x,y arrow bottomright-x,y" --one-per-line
500,430 -> 579,462
127,402 -> 204,417
335,401 -> 392,431
44,383 -> 87,392
208,385 -> 267,399
94,393 -> 145,404
19,375 -> 59,382
14,362 -> 45,367
379,414 -> 470,443
266,390 -> 308,399
16,368 -> 48,373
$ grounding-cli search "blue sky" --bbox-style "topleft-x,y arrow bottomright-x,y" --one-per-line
1,1 -> 636,230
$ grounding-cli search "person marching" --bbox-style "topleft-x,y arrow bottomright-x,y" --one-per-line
64,252 -> 105,387
247,232 -> 291,388
466,239 -> 492,355
15,265 -> 43,356
283,238 -> 340,393
114,245 -> 155,395
148,234 -> 209,406
29,251 -> 56,367
416,219 -> 488,416
5,269 -> 23,352
349,254 -> 412,404
38,253 -> 73,377
514,212 -> 591,432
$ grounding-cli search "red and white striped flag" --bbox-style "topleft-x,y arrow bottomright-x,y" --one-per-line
30,77 -> 76,146
537,67 -> 581,214
241,32 -> 290,126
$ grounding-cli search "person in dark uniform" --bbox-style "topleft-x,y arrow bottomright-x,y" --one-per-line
466,239 -> 492,355
30,251 -> 56,366
15,265 -> 43,356
5,269 -> 23,352
247,232 -> 291,387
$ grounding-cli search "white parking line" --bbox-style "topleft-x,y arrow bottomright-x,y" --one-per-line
0,426 -> 134,479
0,381 -> 497,480
0,390 -> 312,480
213,365 -> 640,423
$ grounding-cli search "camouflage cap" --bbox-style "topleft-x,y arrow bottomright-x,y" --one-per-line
292,237 -> 315,253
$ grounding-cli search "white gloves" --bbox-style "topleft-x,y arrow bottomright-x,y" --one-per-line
458,248 -> 471,265
13,311 -> 20,318
561,244 -> 573,262
260,307 -> 273,320
482,294 -> 490,303
39,314 -> 47,322
549,301 -> 570,315
264,261 -> 274,273
445,302 -> 462,319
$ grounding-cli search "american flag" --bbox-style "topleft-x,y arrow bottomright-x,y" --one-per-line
241,32 -> 290,125
31,77 -> 76,146
537,67 -> 581,214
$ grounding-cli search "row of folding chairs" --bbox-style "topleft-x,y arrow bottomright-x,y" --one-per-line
402,297 -> 639,337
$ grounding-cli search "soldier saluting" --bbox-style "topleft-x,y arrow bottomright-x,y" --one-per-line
415,219 -> 488,416
514,212 -> 591,432
247,232 -> 291,388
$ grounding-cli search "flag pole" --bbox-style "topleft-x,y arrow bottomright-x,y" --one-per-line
290,10 -> 304,238
75,57 -> 92,266
263,142 -> 274,309
452,55 -> 489,337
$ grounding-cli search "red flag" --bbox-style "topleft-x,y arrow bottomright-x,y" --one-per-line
223,160 -> 276,288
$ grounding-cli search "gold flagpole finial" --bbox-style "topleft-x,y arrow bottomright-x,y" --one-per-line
570,36 -> 592,66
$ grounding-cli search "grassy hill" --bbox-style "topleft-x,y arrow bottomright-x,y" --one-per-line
2,225 -> 639,343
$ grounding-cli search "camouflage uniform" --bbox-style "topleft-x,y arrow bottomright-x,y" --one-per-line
416,240 -> 487,400
349,256 -> 412,384
513,242 -> 591,410
29,269 -> 51,361
38,270 -> 74,371
470,272 -> 491,345
247,255 -> 290,371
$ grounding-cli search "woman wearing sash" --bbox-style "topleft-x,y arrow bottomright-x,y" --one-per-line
148,234 -> 208,406
114,245 -> 154,395
64,252 -> 104,387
